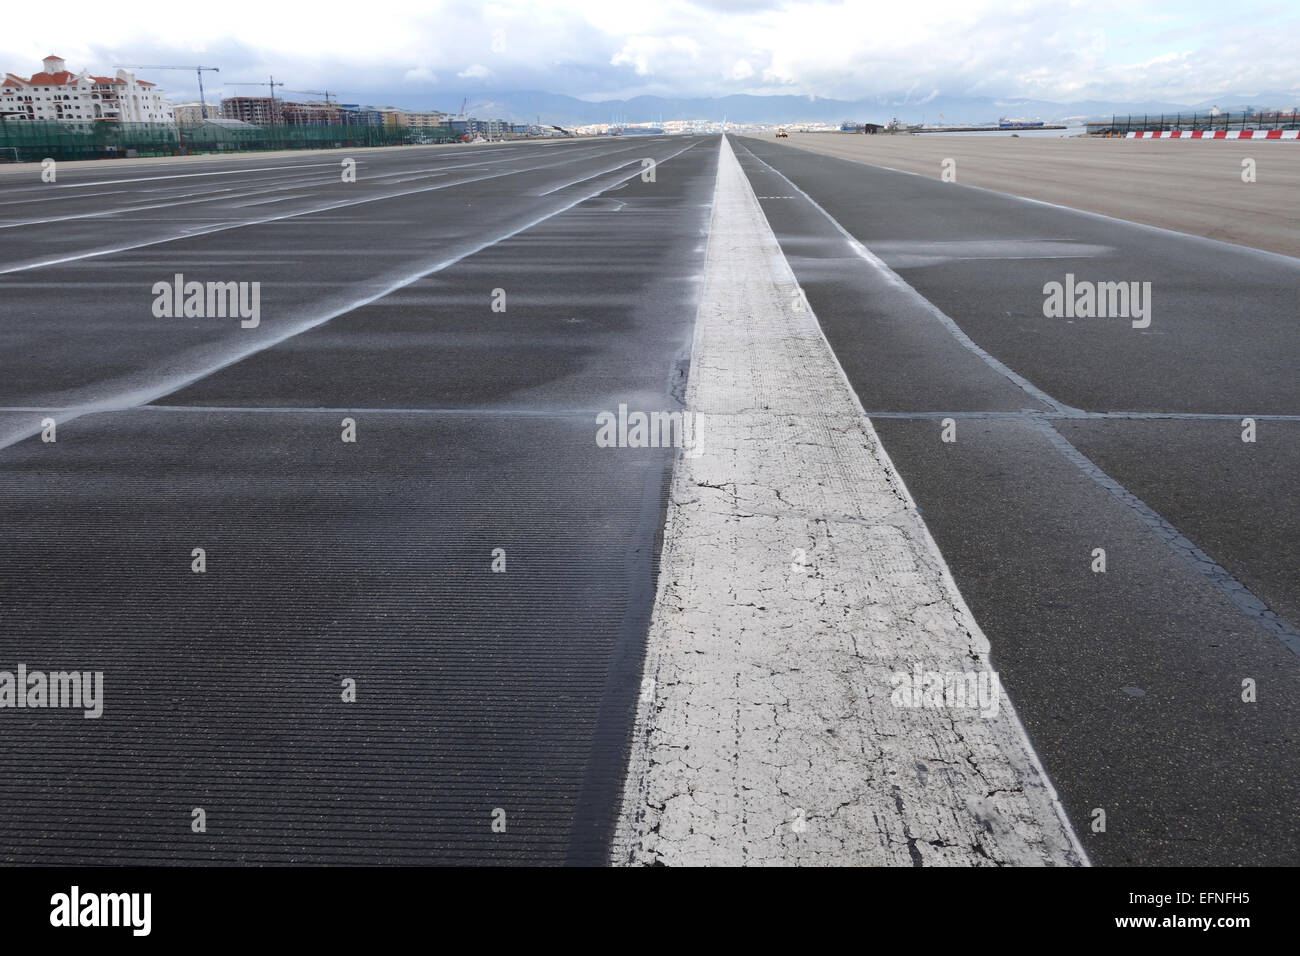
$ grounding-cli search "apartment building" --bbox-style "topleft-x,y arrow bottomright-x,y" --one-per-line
1,55 -> 175,123
173,102 -> 217,125
337,104 -> 384,126
447,116 -> 510,138
402,110 -> 450,129
282,101 -> 340,125
220,96 -> 283,125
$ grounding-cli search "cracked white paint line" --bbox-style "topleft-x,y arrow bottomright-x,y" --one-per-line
611,136 -> 1087,867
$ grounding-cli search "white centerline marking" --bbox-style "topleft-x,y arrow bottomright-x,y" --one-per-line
613,135 -> 1087,867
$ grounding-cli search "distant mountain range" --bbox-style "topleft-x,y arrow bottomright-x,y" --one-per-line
395,89 -> 1300,126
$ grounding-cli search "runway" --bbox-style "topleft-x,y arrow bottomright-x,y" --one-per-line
0,136 -> 717,863
734,134 -> 1300,865
771,131 -> 1300,258
1,133 -> 1295,866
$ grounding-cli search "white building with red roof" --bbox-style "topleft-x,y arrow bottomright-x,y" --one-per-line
1,55 -> 175,124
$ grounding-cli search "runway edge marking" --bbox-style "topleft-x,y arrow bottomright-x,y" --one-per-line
611,135 -> 1088,866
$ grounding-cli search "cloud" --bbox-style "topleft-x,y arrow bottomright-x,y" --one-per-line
403,66 -> 438,83
730,59 -> 755,81
610,35 -> 703,77
0,0 -> 1294,105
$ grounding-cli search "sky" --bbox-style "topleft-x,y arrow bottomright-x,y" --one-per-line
3,0 -> 1296,108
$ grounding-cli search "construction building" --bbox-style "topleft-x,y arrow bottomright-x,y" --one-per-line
282,101 -> 340,126
220,96 -> 283,125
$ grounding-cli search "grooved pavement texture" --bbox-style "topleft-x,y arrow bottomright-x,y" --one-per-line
612,138 -> 1085,866
773,132 -> 1300,259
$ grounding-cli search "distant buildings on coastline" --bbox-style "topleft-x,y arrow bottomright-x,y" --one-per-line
0,57 -> 873,140
0,55 -> 555,140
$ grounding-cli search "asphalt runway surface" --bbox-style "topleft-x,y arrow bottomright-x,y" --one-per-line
0,136 -> 717,863
1,133 -> 1296,866
776,131 -> 1300,259
735,134 -> 1300,866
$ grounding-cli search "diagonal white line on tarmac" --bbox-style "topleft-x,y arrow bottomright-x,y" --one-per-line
0,143 -> 672,275
0,140 -> 700,451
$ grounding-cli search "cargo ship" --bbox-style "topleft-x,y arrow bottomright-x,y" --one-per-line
998,118 -> 1046,129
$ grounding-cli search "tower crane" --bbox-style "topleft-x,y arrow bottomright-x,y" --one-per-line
225,76 -> 285,101
282,89 -> 341,106
115,65 -> 219,119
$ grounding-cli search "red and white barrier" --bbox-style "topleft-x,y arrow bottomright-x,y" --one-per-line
1126,129 -> 1299,139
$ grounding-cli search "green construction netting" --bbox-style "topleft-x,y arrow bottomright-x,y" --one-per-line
0,121 -> 458,163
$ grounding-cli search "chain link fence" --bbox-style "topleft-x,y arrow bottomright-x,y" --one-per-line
1086,110 -> 1300,136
